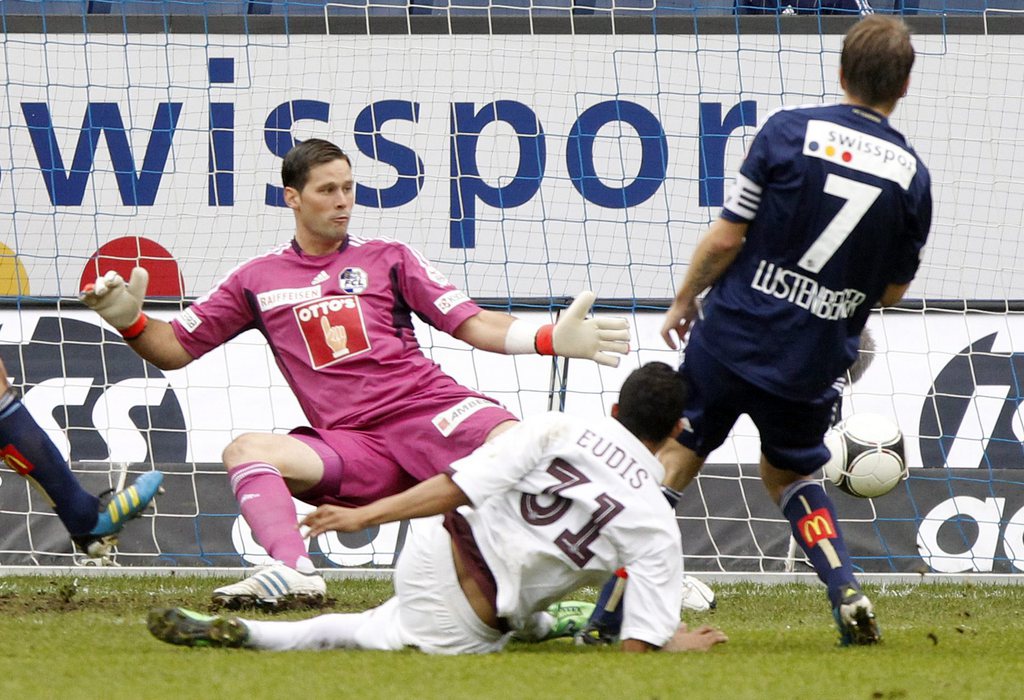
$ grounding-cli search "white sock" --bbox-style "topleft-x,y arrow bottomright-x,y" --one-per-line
245,613 -> 371,651
244,602 -> 405,651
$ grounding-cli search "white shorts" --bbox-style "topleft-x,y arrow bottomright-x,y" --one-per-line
243,517 -> 509,654
391,516 -> 510,655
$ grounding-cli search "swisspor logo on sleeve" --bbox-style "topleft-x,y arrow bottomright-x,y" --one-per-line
293,295 -> 371,369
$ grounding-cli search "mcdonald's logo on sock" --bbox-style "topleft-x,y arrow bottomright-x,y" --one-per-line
798,508 -> 837,548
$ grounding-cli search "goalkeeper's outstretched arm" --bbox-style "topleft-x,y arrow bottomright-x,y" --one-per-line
455,290 -> 630,368
80,267 -> 194,371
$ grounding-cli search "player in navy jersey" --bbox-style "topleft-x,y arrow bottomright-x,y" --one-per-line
147,363 -> 727,655
0,357 -> 163,560
660,16 -> 931,646
80,139 -> 630,608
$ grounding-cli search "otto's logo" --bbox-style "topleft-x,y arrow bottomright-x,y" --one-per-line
293,295 -> 370,369
339,267 -> 368,295
798,508 -> 837,547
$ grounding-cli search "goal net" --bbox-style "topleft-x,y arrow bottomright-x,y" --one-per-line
0,4 -> 1022,578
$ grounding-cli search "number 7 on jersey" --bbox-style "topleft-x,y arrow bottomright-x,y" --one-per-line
798,173 -> 882,273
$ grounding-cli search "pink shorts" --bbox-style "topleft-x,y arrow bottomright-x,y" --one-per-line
291,393 -> 517,508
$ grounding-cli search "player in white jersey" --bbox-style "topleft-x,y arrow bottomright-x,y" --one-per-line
80,139 -> 630,608
147,362 -> 727,654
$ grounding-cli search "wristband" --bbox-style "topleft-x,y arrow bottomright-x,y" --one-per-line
504,319 -> 556,356
504,319 -> 538,354
120,313 -> 148,340
533,324 -> 555,356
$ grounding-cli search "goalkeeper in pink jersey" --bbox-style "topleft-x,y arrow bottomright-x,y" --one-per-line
80,138 -> 630,608
147,362 -> 727,654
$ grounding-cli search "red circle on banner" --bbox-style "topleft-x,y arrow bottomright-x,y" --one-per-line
80,236 -> 184,297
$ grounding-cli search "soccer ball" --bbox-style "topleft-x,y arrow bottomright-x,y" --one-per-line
822,413 -> 907,498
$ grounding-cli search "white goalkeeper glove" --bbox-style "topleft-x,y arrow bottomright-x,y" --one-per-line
504,291 -> 630,368
80,267 -> 150,340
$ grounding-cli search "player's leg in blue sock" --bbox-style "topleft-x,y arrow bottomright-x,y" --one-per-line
579,485 -> 684,643
576,568 -> 627,644
0,390 -> 100,536
779,479 -> 858,608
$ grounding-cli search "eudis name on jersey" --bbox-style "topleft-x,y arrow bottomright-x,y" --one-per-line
750,260 -> 867,320
575,429 -> 653,490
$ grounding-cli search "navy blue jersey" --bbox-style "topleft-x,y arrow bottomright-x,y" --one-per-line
692,103 -> 931,401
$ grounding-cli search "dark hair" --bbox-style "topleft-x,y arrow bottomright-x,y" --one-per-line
615,362 -> 687,443
841,16 -> 915,108
281,139 -> 352,192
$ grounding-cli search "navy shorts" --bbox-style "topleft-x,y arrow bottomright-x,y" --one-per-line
677,339 -> 839,475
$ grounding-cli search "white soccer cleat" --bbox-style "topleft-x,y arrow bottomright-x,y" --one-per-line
680,575 -> 717,612
212,562 -> 326,610
834,585 -> 880,646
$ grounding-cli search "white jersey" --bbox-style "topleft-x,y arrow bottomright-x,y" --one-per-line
450,412 -> 684,648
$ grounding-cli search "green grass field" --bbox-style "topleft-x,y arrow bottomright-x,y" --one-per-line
1,575 -> 1021,700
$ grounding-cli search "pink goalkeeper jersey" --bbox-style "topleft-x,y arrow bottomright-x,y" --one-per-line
171,235 -> 487,429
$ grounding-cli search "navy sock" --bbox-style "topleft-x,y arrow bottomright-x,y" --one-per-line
586,569 -> 627,635
587,487 -> 684,633
0,397 -> 99,536
780,480 -> 857,608
589,487 -> 684,634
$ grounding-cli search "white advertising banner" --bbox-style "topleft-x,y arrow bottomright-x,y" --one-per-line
0,32 -> 1020,302
1,307 -> 1021,470
2,305 -> 1022,572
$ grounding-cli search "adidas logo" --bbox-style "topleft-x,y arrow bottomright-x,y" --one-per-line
310,271 -> 329,285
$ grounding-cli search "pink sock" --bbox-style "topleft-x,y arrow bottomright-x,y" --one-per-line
229,462 -> 311,572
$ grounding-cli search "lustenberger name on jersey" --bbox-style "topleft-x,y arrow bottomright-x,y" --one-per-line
575,429 -> 651,489
750,260 -> 867,320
